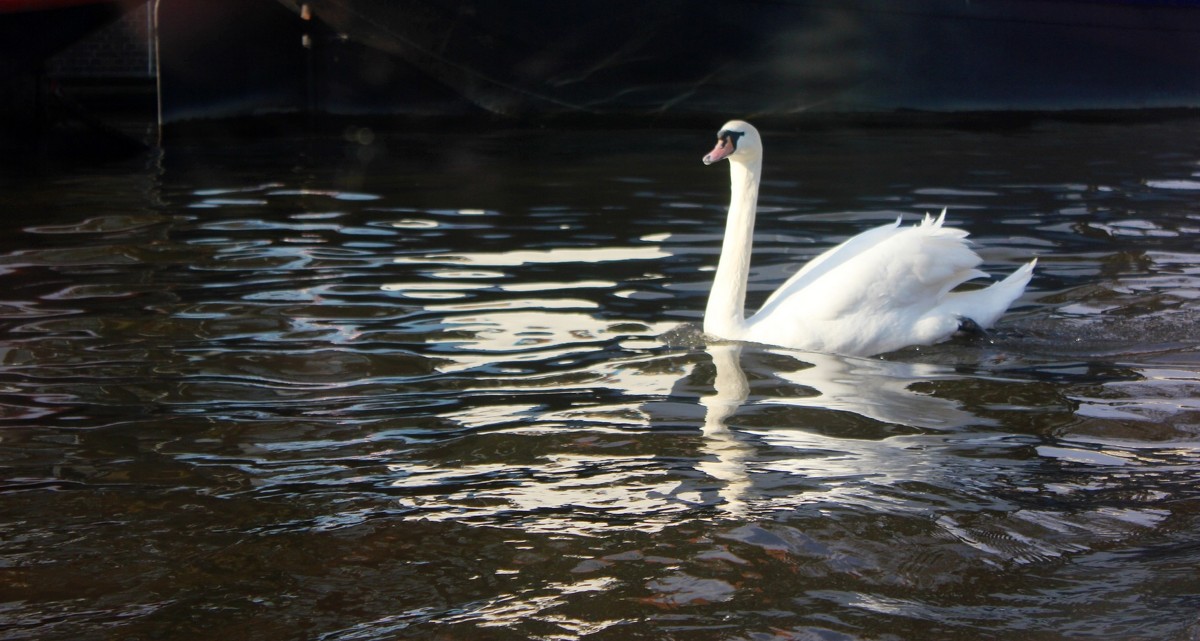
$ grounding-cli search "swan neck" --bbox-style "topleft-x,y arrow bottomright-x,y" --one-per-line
705,158 -> 761,339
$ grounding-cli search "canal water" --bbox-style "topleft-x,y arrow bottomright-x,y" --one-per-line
2,118 -> 1200,640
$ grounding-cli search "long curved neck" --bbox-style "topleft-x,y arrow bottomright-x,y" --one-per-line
704,157 -> 761,339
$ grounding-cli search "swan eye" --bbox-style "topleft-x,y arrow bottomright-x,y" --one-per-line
717,130 -> 745,152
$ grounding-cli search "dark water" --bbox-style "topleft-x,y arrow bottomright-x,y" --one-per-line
3,119 -> 1200,640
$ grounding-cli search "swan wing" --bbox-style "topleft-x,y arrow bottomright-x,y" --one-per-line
758,217 -> 903,310
758,211 -> 984,320
747,213 -> 995,354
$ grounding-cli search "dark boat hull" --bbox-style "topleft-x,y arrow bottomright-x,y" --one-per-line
161,0 -> 1200,124
293,0 -> 1200,115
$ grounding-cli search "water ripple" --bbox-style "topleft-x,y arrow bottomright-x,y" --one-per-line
4,123 -> 1200,640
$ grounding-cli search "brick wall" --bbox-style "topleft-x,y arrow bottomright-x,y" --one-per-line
49,3 -> 156,79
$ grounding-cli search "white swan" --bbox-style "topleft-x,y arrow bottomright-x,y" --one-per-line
701,120 -> 1036,356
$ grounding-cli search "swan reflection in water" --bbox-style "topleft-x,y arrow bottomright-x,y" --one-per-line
692,341 -> 990,518
697,343 -> 755,518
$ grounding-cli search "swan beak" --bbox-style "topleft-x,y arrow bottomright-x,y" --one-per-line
703,140 -> 734,165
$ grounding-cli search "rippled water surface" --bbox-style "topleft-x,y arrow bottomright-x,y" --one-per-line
4,119 -> 1200,640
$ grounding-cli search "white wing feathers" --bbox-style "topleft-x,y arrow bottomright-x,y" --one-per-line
744,210 -> 1030,355
756,210 -> 985,320
758,216 -> 903,311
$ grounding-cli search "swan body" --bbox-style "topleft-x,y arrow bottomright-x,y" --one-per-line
702,120 -> 1035,357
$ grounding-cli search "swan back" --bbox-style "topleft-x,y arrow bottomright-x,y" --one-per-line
746,212 -> 1005,355
758,211 -> 980,317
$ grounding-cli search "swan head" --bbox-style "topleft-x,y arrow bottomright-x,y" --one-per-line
702,120 -> 761,166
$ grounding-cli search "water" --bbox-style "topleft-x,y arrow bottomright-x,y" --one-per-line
3,119 -> 1200,640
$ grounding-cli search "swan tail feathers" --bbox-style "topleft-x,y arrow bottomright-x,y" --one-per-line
944,258 -> 1036,329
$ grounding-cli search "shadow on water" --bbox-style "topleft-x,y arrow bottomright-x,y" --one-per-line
3,118 -> 1200,639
